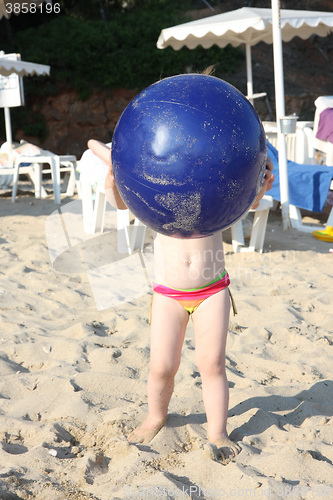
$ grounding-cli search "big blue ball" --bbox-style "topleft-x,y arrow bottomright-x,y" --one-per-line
111,74 -> 267,238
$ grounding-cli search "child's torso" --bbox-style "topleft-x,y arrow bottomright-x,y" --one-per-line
154,232 -> 225,289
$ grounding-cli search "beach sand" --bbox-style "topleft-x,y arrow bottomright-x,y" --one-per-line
0,188 -> 332,500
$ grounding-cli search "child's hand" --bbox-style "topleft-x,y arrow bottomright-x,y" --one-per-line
263,157 -> 274,191
251,157 -> 274,209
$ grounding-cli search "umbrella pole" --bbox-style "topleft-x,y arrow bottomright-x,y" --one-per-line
271,0 -> 290,230
245,43 -> 254,105
4,106 -> 12,145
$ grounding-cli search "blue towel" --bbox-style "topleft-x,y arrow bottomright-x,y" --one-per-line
267,141 -> 333,213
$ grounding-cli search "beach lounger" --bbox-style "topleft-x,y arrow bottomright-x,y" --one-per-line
0,142 -> 46,199
229,122 -> 314,252
267,141 -> 333,232
0,141 -> 77,203
230,118 -> 333,248
1,150 -> 30,188
263,119 -> 333,233
12,151 -> 77,204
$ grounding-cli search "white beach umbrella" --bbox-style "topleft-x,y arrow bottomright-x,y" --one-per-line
0,52 -> 50,145
0,2 -> 50,145
157,6 -> 333,101
157,5 -> 333,229
0,56 -> 50,77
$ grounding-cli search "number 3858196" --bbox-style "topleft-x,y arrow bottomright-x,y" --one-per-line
6,2 -> 61,14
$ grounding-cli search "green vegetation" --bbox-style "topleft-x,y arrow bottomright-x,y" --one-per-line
3,0 -> 243,97
0,0 -> 244,140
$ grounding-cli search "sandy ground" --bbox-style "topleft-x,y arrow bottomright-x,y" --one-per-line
0,184 -> 332,500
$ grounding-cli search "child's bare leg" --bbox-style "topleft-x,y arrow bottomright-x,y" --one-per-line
192,288 -> 241,459
128,293 -> 189,444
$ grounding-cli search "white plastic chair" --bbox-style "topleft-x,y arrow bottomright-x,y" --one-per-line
80,171 -> 146,255
0,159 -> 45,201
230,195 -> 274,253
12,152 -> 77,204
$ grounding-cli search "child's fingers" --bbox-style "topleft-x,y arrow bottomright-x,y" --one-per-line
265,169 -> 273,181
265,157 -> 273,174
263,158 -> 274,182
266,173 -> 275,191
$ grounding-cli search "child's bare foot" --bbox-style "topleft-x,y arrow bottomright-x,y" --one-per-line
212,435 -> 241,461
127,416 -> 166,444
205,434 -> 241,462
